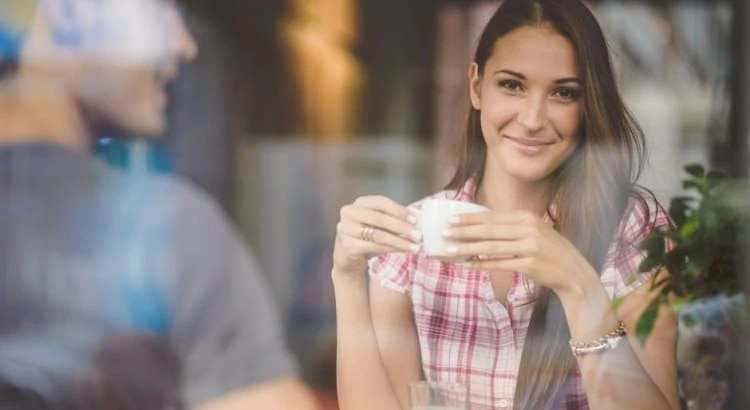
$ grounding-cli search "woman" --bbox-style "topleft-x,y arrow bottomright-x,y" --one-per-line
332,0 -> 680,409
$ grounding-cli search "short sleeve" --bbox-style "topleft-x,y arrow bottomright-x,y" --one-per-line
166,185 -> 297,408
600,194 -> 674,299
368,252 -> 416,295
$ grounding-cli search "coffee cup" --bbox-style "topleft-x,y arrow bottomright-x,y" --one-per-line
417,199 -> 489,262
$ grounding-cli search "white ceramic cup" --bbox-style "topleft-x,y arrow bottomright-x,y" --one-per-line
417,199 -> 489,262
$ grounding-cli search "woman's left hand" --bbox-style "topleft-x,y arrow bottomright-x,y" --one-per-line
445,210 -> 596,295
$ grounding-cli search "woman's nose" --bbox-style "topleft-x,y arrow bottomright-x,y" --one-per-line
516,94 -> 548,132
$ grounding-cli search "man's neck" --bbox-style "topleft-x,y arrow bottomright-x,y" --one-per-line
0,82 -> 90,150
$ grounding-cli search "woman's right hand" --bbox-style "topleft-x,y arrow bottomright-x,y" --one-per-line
332,195 -> 421,278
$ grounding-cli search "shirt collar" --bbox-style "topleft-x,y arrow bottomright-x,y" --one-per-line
454,176 -> 479,203
455,175 -> 558,223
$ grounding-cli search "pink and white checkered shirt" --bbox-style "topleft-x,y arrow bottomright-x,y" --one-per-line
369,178 -> 672,410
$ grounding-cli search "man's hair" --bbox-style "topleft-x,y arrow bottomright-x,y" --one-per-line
0,59 -> 19,80
0,0 -> 35,81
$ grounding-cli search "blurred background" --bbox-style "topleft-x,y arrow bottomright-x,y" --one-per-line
25,0 -> 745,406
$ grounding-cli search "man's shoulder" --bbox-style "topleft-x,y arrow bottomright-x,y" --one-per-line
146,173 -> 223,214
125,172 -> 236,242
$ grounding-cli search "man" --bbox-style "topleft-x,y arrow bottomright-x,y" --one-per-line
0,1 -> 319,409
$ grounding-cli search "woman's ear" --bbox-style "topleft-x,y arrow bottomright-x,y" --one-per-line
468,62 -> 482,110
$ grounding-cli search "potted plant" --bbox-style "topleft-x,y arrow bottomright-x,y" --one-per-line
632,164 -> 748,409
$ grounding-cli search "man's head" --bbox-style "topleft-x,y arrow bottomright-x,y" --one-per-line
1,0 -> 197,137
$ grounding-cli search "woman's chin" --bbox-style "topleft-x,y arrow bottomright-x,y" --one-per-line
503,163 -> 554,184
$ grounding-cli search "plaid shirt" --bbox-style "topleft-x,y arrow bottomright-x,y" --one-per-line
369,178 -> 672,410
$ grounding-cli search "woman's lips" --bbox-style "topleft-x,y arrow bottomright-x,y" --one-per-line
505,136 -> 552,155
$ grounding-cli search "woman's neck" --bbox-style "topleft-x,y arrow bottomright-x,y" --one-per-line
0,79 -> 90,150
476,165 -> 551,216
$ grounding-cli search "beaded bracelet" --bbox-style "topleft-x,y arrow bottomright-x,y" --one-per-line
569,320 -> 627,357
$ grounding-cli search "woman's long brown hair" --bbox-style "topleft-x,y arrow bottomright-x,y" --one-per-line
446,0 -> 648,408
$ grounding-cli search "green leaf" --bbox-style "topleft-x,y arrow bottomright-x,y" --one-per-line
669,197 -> 693,226
670,297 -> 693,311
670,196 -> 696,204
679,216 -> 700,237
682,313 -> 697,327
636,298 -> 661,344
638,257 -> 660,274
664,251 -> 687,275
684,164 -> 705,178
656,163 -> 748,307
611,295 -> 626,310
701,208 -> 719,230
683,180 -> 702,192
706,170 -> 727,187
640,235 -> 666,258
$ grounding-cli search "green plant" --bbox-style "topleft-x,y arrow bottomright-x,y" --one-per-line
632,164 -> 747,343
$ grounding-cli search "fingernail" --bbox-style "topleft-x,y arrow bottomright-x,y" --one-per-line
449,216 -> 460,224
409,243 -> 421,253
446,245 -> 458,254
410,230 -> 422,241
407,214 -> 418,225
442,229 -> 452,238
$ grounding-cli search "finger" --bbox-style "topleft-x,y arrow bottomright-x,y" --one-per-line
445,239 -> 528,258
445,223 -> 530,241
353,223 -> 419,253
341,205 -> 419,238
345,236 -> 409,256
451,210 -> 533,226
462,257 -> 532,272
354,195 -> 417,221
339,222 -> 420,253
335,236 -> 410,268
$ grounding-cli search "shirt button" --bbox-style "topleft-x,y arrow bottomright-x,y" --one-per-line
499,399 -> 509,408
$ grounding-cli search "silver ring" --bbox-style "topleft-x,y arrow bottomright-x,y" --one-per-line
359,224 -> 376,242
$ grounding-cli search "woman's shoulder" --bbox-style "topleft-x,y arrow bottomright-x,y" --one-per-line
619,188 -> 673,241
601,188 -> 674,297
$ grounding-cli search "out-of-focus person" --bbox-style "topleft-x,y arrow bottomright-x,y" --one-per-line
0,1 -> 320,409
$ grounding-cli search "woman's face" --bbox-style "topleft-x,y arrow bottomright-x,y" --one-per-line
469,25 -> 583,185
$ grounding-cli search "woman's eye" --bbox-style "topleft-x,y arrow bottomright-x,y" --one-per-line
554,88 -> 582,100
498,80 -> 522,92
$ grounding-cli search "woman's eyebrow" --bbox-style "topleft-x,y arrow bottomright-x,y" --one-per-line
556,77 -> 581,85
493,69 -> 525,78
492,69 -> 582,85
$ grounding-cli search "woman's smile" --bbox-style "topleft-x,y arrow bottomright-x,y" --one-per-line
504,135 -> 553,155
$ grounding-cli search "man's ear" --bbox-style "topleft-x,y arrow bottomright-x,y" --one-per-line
468,62 -> 482,110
